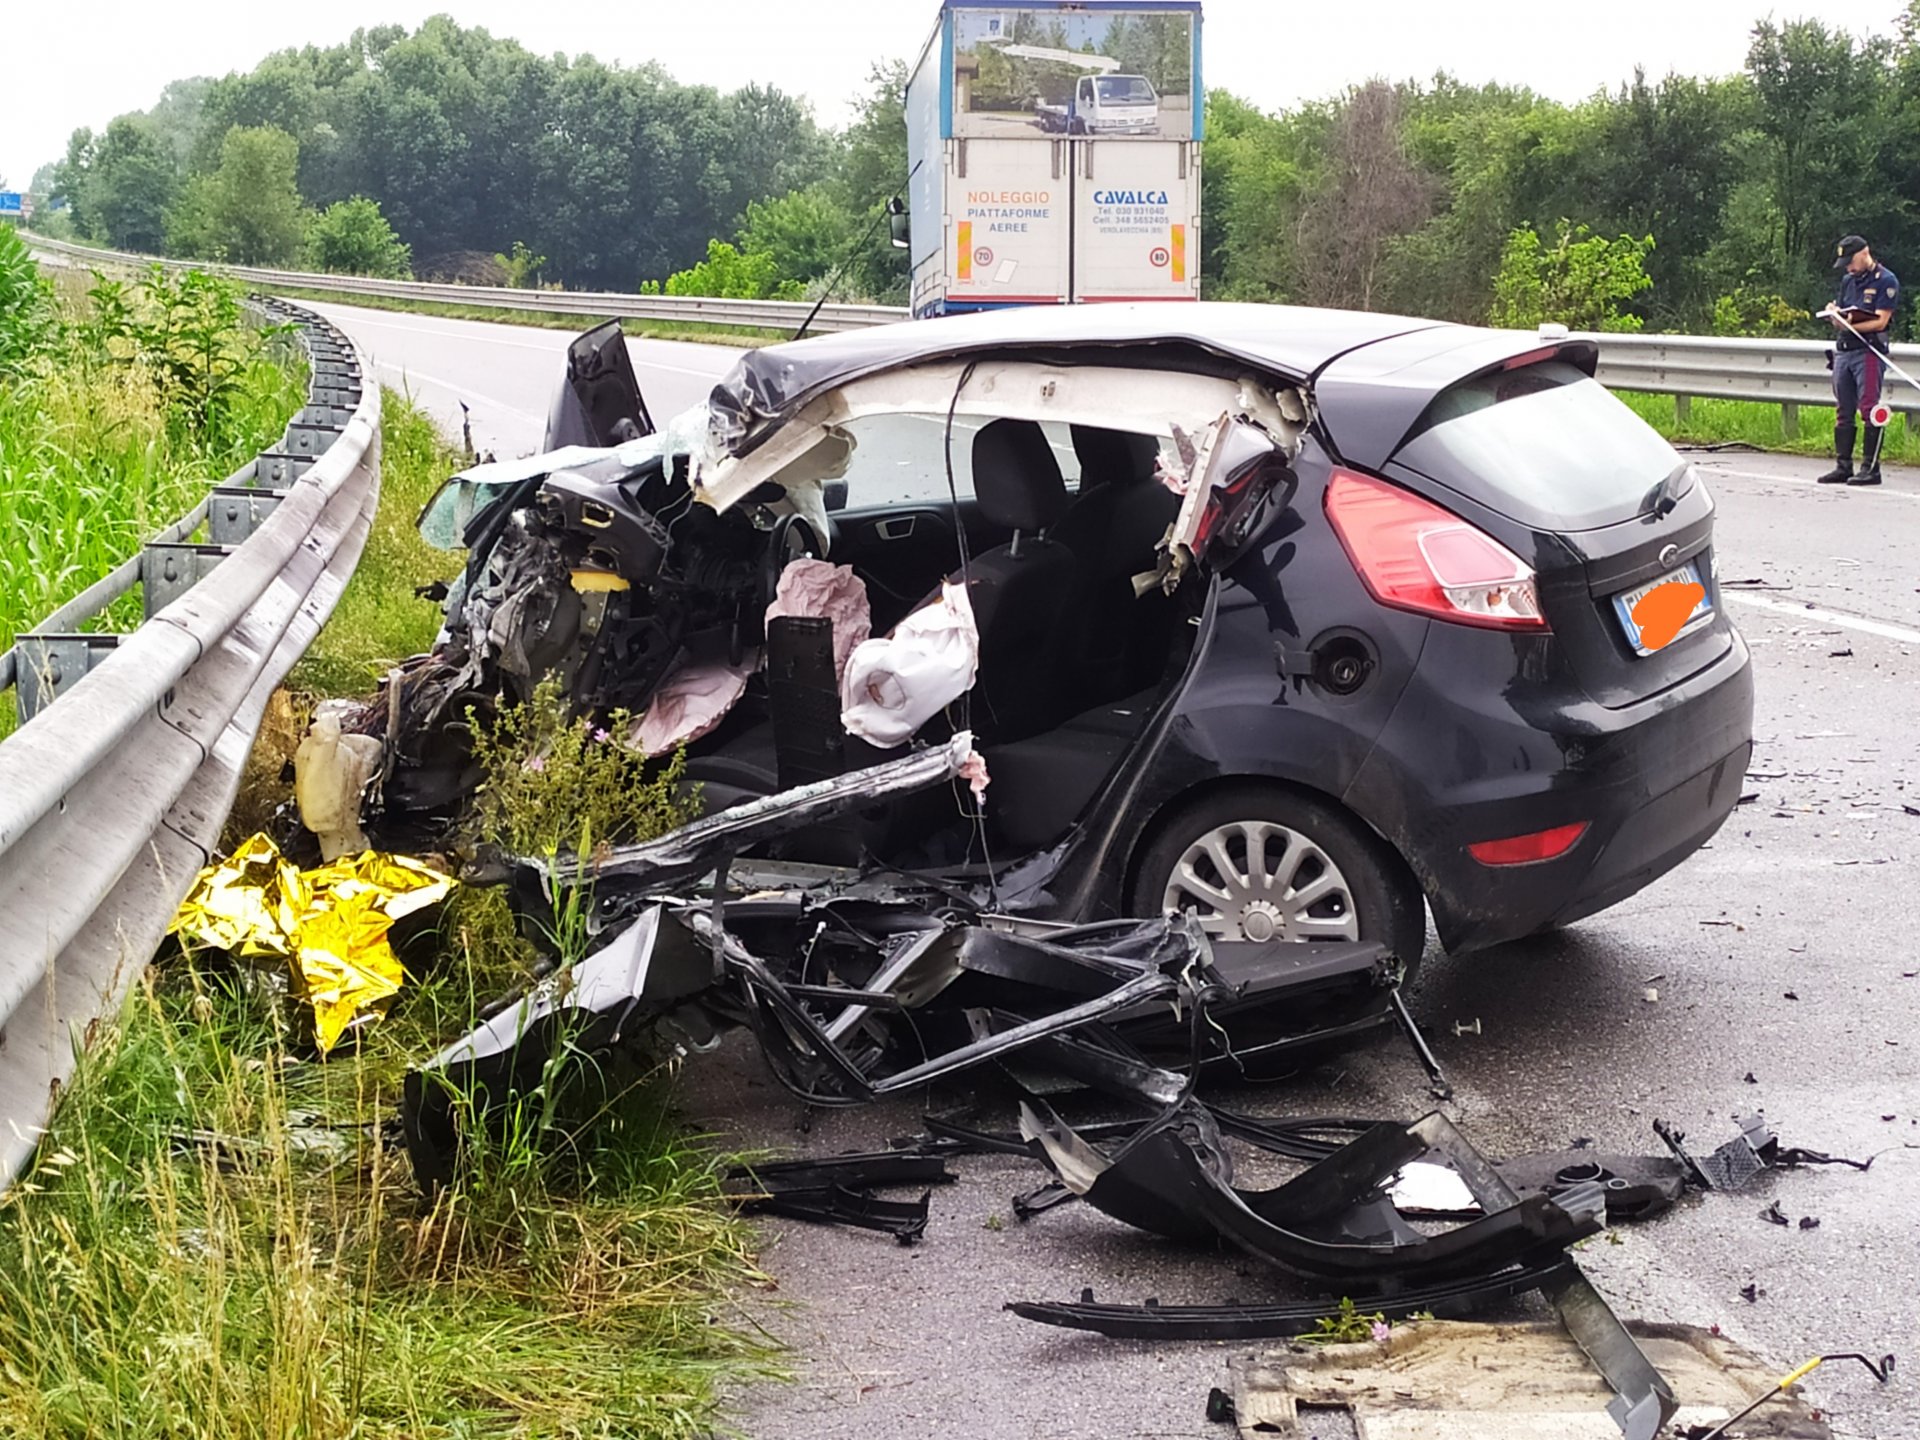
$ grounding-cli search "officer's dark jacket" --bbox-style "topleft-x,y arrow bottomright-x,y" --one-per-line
1838,263 -> 1900,351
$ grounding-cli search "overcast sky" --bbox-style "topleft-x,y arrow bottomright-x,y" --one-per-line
3,0 -> 1904,189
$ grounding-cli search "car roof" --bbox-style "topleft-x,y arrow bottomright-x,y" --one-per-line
709,303 -> 1595,471
711,302 -> 1444,457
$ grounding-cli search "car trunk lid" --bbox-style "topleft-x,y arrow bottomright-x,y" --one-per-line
1379,359 -> 1731,709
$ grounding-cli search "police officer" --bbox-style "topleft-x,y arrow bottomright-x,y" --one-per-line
1819,234 -> 1900,487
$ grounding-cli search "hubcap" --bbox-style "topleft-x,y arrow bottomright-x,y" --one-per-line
1161,820 -> 1361,943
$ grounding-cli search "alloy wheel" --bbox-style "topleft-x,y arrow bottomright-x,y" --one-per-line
1160,819 -> 1361,942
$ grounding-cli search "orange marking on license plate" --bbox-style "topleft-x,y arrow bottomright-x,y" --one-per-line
1632,580 -> 1706,651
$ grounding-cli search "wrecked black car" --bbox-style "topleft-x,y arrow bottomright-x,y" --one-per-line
364,303 -> 1752,964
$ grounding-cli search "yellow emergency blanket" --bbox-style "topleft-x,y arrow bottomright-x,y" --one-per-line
170,833 -> 456,1053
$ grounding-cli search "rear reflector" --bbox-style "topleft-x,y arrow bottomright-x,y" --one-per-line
1324,470 -> 1546,630
1468,822 -> 1590,866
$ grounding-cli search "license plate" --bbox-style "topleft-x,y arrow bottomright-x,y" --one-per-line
1613,561 -> 1712,656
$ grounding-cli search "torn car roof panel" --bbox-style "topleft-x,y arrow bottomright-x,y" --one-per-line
695,359 -> 1301,514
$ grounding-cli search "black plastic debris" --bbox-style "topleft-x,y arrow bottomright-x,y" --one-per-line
1759,1201 -> 1789,1227
1204,1387 -> 1237,1425
1019,1100 -> 1609,1282
1655,1113 -> 1873,1195
1740,1283 -> 1763,1303
730,1183 -> 934,1244
1012,1101 -> 1676,1438
399,733 -> 1432,1190
1798,1215 -> 1821,1231
1010,1261 -> 1575,1340
1493,1151 -> 1687,1225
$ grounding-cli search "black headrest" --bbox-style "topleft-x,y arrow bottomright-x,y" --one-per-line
972,419 -> 1068,533
1070,426 -> 1161,491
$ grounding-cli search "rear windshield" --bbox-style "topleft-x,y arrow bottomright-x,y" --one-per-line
1393,361 -> 1684,532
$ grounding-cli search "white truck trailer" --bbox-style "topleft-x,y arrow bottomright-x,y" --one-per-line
902,1 -> 1204,317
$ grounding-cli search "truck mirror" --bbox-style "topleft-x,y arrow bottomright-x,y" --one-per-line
888,203 -> 910,250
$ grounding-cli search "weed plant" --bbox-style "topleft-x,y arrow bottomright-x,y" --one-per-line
287,387 -> 466,697
0,959 -> 768,1439
0,642 -> 754,1438
1,240 -> 304,731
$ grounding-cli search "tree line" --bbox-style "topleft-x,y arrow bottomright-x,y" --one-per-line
1205,8 -> 1920,335
30,10 -> 1920,333
40,17 -> 906,299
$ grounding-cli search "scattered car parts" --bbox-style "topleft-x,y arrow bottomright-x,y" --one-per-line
1221,1321 -> 1851,1440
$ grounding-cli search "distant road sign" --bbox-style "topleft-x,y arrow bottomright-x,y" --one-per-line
0,192 -> 24,217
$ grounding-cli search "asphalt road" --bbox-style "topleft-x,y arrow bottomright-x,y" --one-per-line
309,299 -> 1920,1440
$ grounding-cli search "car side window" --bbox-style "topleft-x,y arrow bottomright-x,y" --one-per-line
834,413 -> 1082,509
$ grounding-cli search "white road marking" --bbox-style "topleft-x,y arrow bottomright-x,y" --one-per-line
363,361 -> 546,423
1726,592 -> 1920,645
1702,466 -> 1920,501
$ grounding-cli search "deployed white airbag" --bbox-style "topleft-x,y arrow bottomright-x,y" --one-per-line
840,582 -> 980,749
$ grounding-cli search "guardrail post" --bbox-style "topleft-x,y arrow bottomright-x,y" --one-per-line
1781,401 -> 1799,440
1674,394 -> 1692,425
11,635 -> 122,722
142,543 -> 235,619
207,487 -> 287,544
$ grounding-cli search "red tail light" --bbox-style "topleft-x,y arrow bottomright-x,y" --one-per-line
1324,470 -> 1547,630
1468,822 -> 1590,866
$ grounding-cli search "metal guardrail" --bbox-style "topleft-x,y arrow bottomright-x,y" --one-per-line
1583,330 -> 1920,428
30,228 -> 1920,422
28,231 -> 1908,429
22,232 -> 904,334
0,300 -> 381,1184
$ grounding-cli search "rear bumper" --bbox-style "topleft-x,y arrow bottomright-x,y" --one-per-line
1348,627 -> 1755,952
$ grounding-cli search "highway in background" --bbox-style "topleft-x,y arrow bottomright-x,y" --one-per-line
311,296 -> 1920,1440
301,299 -> 739,459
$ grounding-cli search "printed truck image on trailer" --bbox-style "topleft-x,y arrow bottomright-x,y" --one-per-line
903,1 -> 1203,317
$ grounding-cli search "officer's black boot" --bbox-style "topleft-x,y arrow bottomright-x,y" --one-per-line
1851,423 -> 1885,485
1817,420 -> 1856,483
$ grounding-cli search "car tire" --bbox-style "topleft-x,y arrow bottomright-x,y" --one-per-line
1127,785 -> 1426,969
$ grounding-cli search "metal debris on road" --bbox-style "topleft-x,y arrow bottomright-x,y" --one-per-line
1683,1350 -> 1893,1440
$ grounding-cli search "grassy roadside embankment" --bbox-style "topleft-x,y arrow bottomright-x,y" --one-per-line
1619,391 -> 1918,462
1,239 -> 305,734
0,361 -> 774,1436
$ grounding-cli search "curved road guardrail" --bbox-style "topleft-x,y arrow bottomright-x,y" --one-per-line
27,231 -> 1920,427
0,299 -> 381,1184
23,232 -> 904,334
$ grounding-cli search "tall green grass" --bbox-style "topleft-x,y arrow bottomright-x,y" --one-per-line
289,387 -> 466,697
0,381 -> 773,1436
1,249 -> 306,732
1618,391 -> 1920,462
0,955 -> 769,1439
